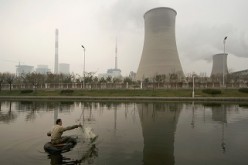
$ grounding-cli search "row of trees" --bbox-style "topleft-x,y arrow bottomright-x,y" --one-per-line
0,71 -> 247,91
0,72 -> 133,91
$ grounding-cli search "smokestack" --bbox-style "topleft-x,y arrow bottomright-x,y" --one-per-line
54,29 -> 59,74
115,38 -> 118,69
136,7 -> 184,80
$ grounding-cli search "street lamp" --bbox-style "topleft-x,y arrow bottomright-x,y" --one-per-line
192,75 -> 195,98
81,45 -> 85,88
223,36 -> 227,87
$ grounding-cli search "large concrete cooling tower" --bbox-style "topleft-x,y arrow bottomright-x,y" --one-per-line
136,7 -> 184,80
211,53 -> 228,77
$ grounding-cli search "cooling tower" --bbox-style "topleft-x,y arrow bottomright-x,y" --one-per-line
211,53 -> 228,77
136,7 -> 184,80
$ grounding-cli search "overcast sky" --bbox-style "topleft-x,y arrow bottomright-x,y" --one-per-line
1,0 -> 248,77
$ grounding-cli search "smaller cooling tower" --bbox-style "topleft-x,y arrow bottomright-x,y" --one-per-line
211,53 -> 228,77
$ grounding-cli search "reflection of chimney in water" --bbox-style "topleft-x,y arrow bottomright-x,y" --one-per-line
114,105 -> 117,132
191,101 -> 195,128
54,109 -> 58,124
138,103 -> 182,164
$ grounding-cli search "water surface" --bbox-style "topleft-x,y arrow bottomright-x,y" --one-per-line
0,101 -> 248,164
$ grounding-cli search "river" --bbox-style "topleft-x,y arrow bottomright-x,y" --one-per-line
0,100 -> 248,165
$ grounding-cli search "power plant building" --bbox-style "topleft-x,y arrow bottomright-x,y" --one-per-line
98,40 -> 122,79
59,63 -> 70,74
211,53 -> 228,77
136,7 -> 184,80
16,64 -> 34,76
36,65 -> 50,74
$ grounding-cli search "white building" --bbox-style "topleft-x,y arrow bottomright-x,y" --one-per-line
98,68 -> 122,79
59,63 -> 70,74
36,65 -> 50,74
16,64 -> 34,76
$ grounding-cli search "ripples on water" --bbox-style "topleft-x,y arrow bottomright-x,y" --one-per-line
0,101 -> 248,165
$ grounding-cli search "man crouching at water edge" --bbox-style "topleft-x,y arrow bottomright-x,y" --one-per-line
47,118 -> 82,145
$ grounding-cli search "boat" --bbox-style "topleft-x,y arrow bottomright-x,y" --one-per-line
44,136 -> 77,154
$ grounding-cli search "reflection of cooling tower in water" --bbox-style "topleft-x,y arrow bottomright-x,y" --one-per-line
211,104 -> 227,123
211,53 -> 228,77
136,7 -> 184,80
138,103 -> 182,164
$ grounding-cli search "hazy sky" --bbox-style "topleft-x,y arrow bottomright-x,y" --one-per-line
1,0 -> 248,76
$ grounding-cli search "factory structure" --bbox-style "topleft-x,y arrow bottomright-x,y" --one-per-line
15,63 -> 69,76
54,29 -> 59,74
136,7 -> 184,80
59,63 -> 70,74
210,53 -> 248,80
36,65 -> 50,74
98,39 -> 122,79
11,7 -> 247,86
135,7 -> 248,84
15,28 -> 69,76
211,53 -> 228,77
16,64 -> 34,76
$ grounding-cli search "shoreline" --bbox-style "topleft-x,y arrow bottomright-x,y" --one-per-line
1,96 -> 248,103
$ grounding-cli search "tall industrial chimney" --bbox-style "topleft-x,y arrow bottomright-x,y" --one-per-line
54,29 -> 59,74
136,7 -> 184,80
211,53 -> 228,77
115,38 -> 118,69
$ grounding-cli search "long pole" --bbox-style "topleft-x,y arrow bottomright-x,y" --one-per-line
192,75 -> 195,98
223,36 -> 227,87
81,45 -> 85,88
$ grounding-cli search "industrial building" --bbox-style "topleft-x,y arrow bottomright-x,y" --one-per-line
98,39 -> 122,79
59,63 -> 70,74
229,69 -> 248,81
36,65 -> 50,74
16,64 -> 34,76
211,53 -> 228,77
136,7 -> 184,80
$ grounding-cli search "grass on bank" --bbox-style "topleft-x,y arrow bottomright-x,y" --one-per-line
0,89 -> 248,97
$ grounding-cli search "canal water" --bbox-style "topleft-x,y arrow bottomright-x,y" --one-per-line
0,100 -> 248,165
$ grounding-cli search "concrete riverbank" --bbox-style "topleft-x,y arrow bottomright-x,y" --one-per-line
1,96 -> 248,103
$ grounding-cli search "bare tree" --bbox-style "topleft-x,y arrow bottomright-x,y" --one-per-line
25,72 -> 45,90
169,73 -> 178,88
4,73 -> 15,91
0,73 -> 5,91
85,72 -> 95,84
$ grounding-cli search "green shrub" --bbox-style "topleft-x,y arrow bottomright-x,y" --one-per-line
202,89 -> 221,95
20,90 -> 33,94
238,88 -> 248,93
60,90 -> 74,94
